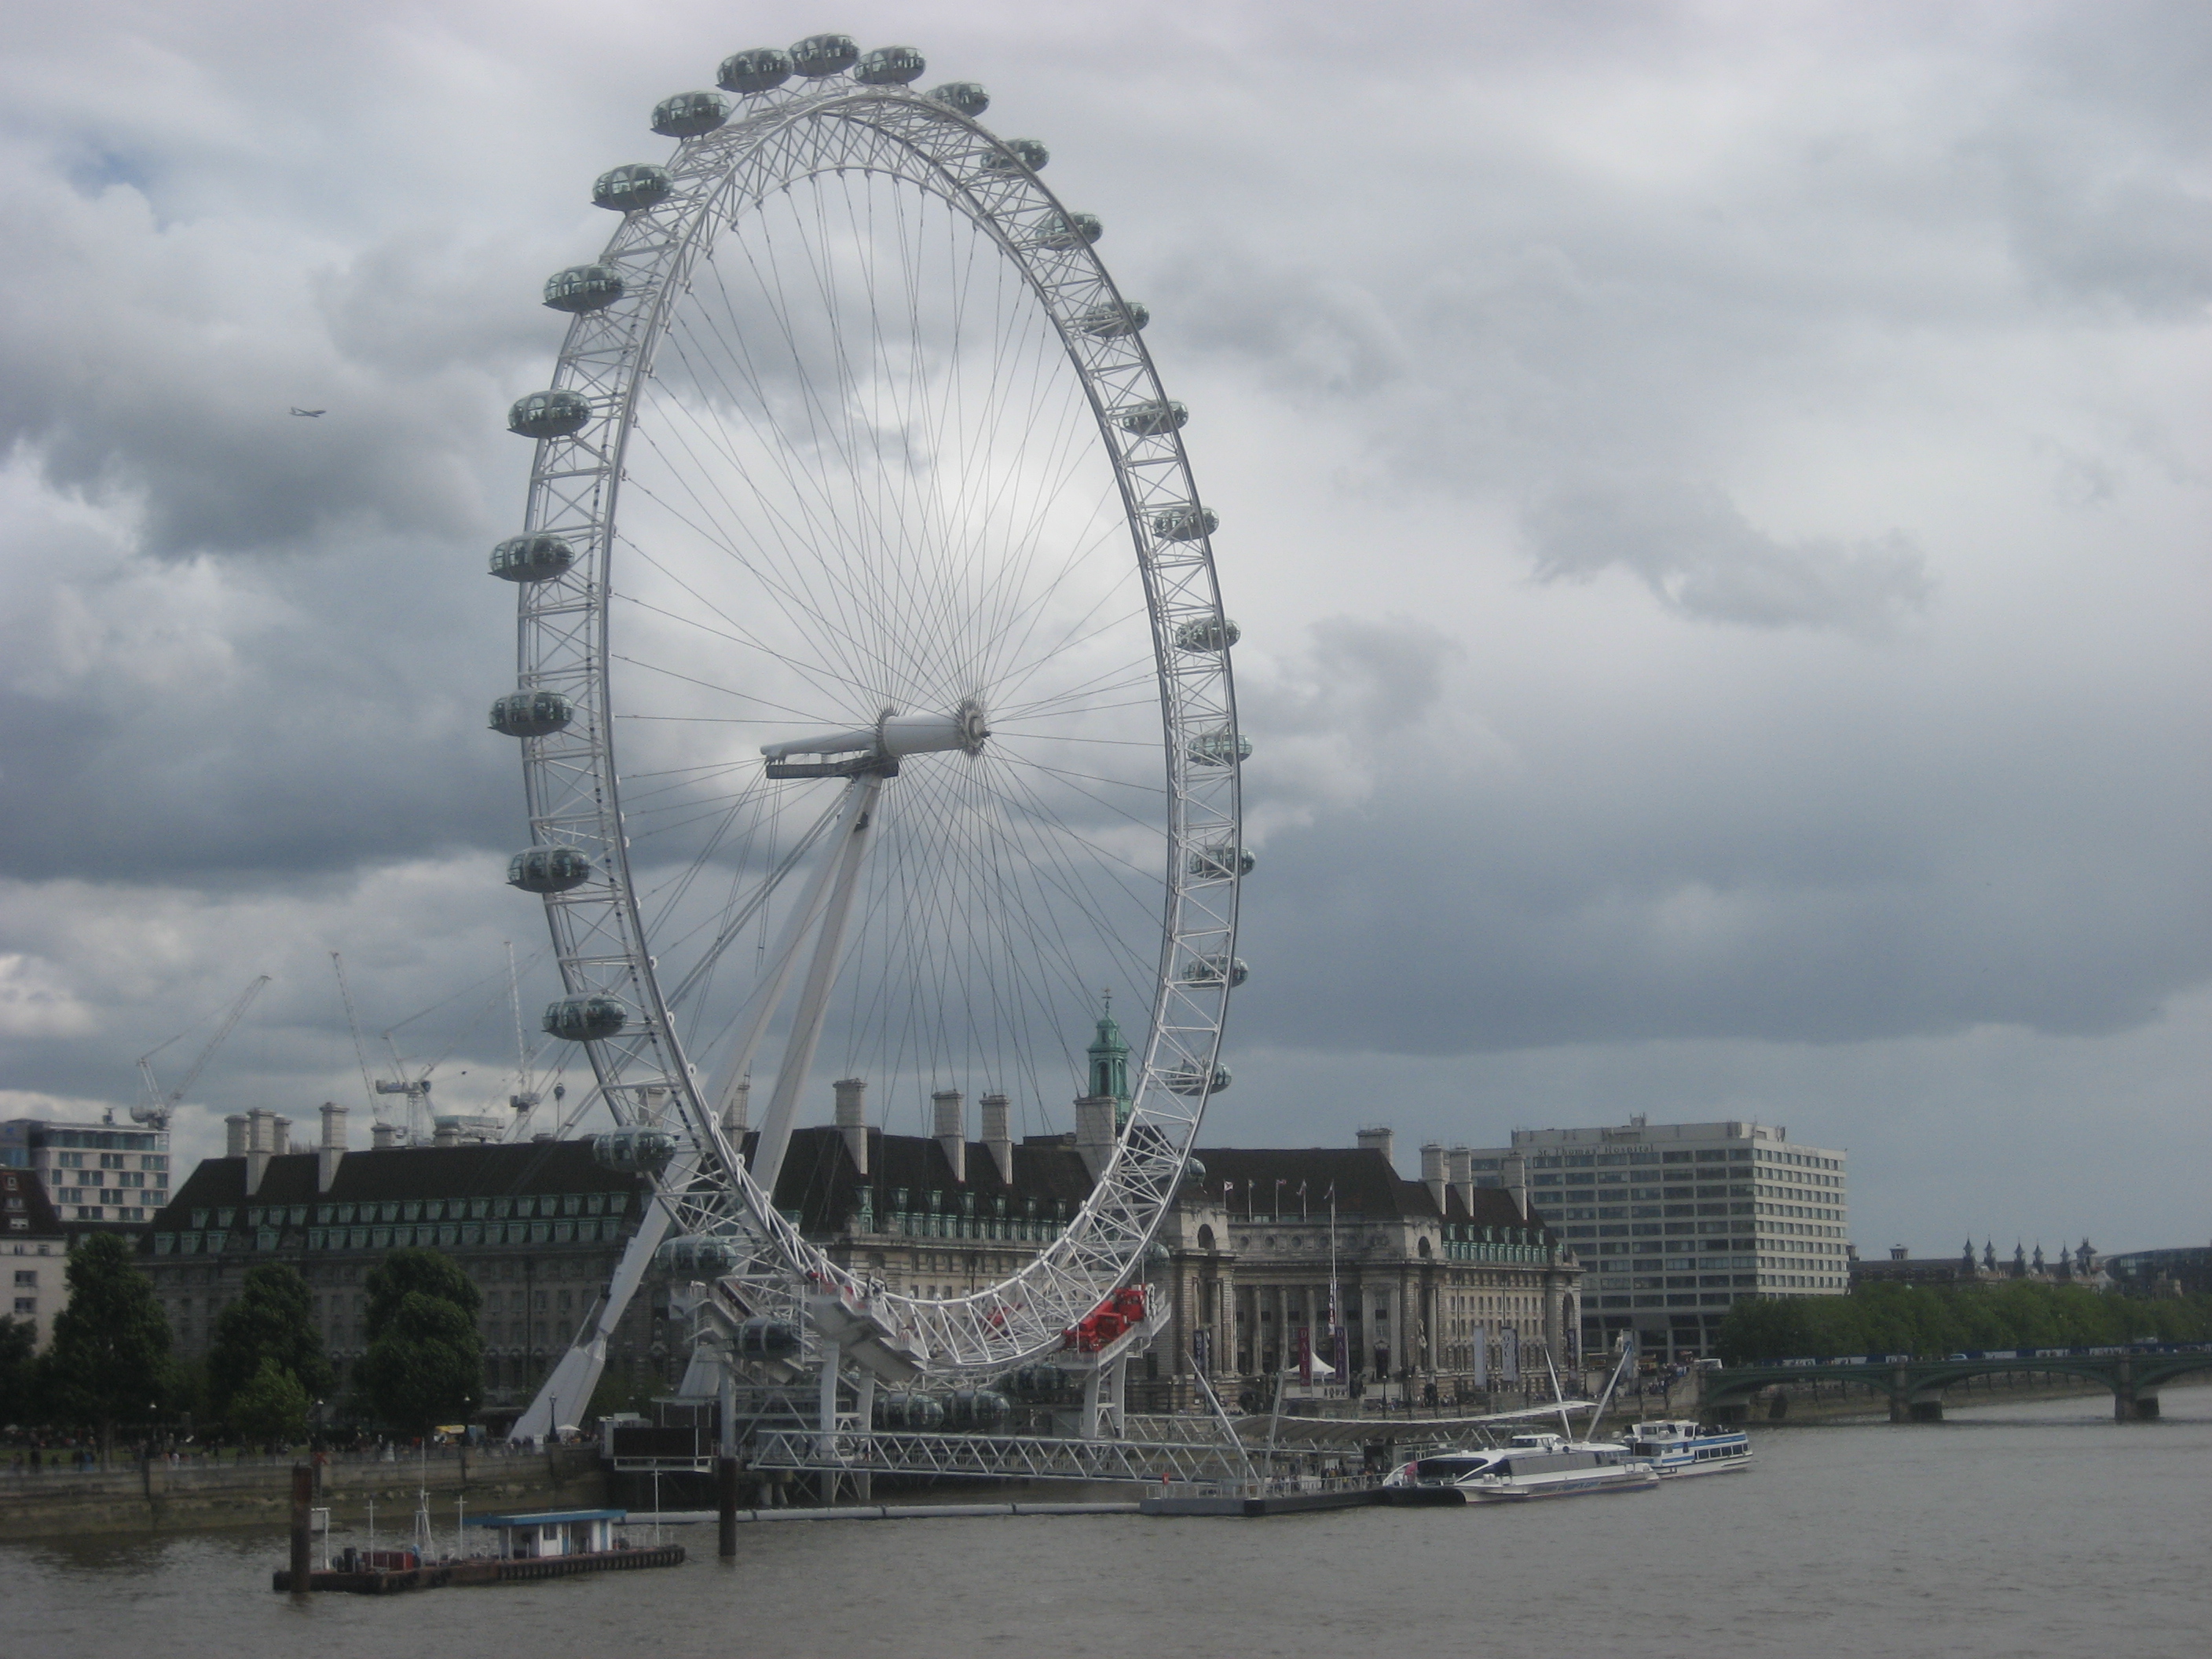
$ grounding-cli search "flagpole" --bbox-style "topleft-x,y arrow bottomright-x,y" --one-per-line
1327,1185 -> 1340,1399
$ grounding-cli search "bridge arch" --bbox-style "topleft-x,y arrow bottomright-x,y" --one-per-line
1700,1350 -> 2212,1424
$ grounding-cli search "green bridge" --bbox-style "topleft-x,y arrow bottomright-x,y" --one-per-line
1696,1348 -> 2212,1423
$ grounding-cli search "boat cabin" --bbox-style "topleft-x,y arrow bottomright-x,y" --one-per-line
467,1508 -> 624,1559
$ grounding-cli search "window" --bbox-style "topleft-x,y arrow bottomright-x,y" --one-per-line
12,1270 -> 34,1287
12,1298 -> 32,1316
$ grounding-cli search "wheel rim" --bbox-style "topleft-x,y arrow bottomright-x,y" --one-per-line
506,74 -> 1240,1375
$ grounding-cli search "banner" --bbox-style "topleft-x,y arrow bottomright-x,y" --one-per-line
1472,1326 -> 1488,1390
1297,1325 -> 1313,1386
1502,1326 -> 1521,1385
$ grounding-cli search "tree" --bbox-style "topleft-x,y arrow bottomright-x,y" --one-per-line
355,1248 -> 482,1437
38,1233 -> 176,1458
229,1356 -> 310,1447
0,1316 -> 36,1427
207,1264 -> 332,1421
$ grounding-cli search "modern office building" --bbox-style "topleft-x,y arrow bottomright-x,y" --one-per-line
1456,1116 -> 1849,1363
0,1113 -> 173,1229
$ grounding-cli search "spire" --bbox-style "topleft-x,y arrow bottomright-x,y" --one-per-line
1086,988 -> 1131,1126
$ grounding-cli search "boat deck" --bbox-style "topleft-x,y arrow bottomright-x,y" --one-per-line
273,1544 -> 685,1594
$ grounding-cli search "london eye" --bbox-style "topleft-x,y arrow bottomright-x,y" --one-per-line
490,35 -> 1243,1430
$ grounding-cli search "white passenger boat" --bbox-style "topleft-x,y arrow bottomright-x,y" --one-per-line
1621,1419 -> 1753,1478
1381,1433 -> 1658,1504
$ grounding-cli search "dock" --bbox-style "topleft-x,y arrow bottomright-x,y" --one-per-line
273,1544 -> 685,1594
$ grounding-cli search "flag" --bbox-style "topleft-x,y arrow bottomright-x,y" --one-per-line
1297,1325 -> 1313,1386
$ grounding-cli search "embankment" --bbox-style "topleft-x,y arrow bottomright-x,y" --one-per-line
0,1446 -> 605,1540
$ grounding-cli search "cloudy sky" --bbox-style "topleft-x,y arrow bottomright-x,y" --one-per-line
2,1 -> 2205,1256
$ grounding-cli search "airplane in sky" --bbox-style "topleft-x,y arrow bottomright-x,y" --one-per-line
289,407 -> 326,418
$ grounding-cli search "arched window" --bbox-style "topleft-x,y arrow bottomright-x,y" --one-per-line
1198,1224 -> 1216,1252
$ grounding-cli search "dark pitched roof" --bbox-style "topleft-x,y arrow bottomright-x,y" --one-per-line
1188,1147 -> 1555,1240
2,1167 -> 66,1236
151,1141 -> 646,1226
763,1126 -> 1097,1235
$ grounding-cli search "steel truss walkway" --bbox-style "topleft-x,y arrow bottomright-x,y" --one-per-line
746,1426 -> 1254,1484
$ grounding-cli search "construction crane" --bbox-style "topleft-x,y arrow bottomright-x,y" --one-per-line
134,975 -> 272,1130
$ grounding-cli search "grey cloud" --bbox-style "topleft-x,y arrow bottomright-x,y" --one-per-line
1525,476 -> 1933,633
1240,616 -> 1459,738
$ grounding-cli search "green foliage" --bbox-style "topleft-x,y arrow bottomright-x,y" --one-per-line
0,1316 -> 37,1426
364,1247 -> 482,1337
356,1248 -> 482,1436
38,1233 -> 178,1437
208,1264 -> 332,1420
584,1363 -> 656,1423
1716,1280 -> 2212,1363
229,1356 -> 309,1445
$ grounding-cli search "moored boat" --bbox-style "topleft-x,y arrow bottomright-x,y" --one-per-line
1380,1432 -> 1658,1503
1621,1419 -> 1753,1478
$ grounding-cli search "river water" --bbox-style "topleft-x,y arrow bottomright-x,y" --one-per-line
9,1390 -> 2207,1659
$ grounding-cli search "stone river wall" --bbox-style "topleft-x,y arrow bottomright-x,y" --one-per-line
0,1445 -> 607,1540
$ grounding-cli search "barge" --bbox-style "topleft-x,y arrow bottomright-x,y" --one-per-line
274,1507 -> 683,1594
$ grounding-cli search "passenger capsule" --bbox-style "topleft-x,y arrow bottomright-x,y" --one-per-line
738,1317 -> 804,1360
489,690 -> 573,738
592,164 -> 672,212
1182,954 -> 1250,988
1035,211 -> 1103,249
1186,727 -> 1251,767
1188,843 -> 1258,879
595,1125 -> 677,1176
1003,1363 -> 1080,1404
852,46 -> 926,85
1149,504 -> 1216,542
651,90 -> 731,137
507,390 -> 591,439
488,533 -> 576,582
718,47 -> 793,94
542,263 -> 624,314
1173,615 -> 1240,652
1115,399 -> 1185,436
875,1389 -> 943,1428
542,994 -> 626,1042
507,845 -> 593,893
944,1388 -> 1011,1431
1164,1063 -> 1232,1097
1181,1155 -> 1208,1186
789,33 -> 859,77
1076,301 -> 1148,338
983,137 -> 1049,174
928,82 -> 990,117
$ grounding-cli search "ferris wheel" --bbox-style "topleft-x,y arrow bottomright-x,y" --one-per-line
491,35 -> 1243,1419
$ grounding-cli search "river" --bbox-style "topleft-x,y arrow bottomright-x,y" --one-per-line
8,1390 -> 2206,1659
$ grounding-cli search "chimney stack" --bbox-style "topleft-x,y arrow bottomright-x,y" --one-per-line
1419,1142 -> 1448,1210
372,1121 -> 404,1149
835,1078 -> 869,1177
980,1093 -> 1013,1185
1446,1146 -> 1474,1213
269,1114 -> 291,1155
932,1090 -> 965,1184
318,1102 -> 347,1194
1356,1126 -> 1396,1173
225,1114 -> 249,1158
1075,1094 -> 1117,1181
244,1108 -> 283,1195
1501,1150 -> 1529,1221
432,1120 -> 460,1148
722,1078 -> 749,1136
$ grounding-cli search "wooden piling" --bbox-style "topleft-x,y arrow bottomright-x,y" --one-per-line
288,1464 -> 314,1594
717,1457 -> 739,1559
